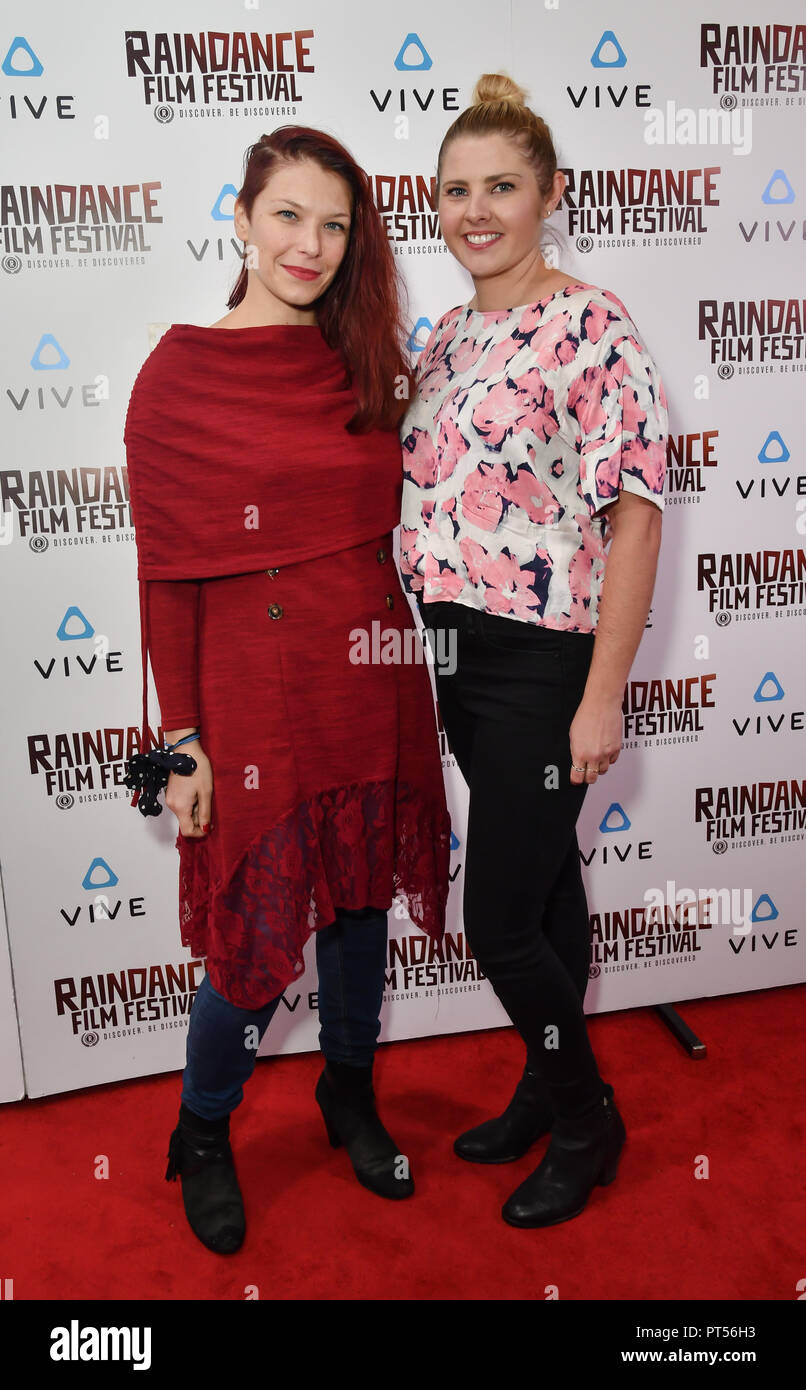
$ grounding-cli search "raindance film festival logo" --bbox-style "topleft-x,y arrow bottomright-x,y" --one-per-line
1,459 -> 131,550
54,959 -> 205,1044
28,725 -> 157,807
665,426 -> 719,506
369,173 -> 446,255
699,297 -> 806,377
589,893 -> 712,973
697,547 -> 806,622
382,931 -> 485,1003
621,671 -> 716,749
700,23 -> 806,105
559,165 -> 719,253
1,185 -> 163,268
695,778 -> 806,851
124,28 -> 314,117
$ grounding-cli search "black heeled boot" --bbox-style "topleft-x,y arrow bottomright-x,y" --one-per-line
165,1103 -> 245,1254
315,1059 -> 414,1200
454,1062 -> 555,1163
501,1081 -> 626,1228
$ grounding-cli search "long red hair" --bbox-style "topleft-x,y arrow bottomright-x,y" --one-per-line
228,126 -> 416,434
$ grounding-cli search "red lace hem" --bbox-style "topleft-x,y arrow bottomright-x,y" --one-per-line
175,777 -> 451,1008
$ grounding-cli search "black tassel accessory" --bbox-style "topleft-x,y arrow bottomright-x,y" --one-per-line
123,746 -> 197,817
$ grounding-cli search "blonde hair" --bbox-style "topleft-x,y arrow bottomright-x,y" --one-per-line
436,72 -> 558,206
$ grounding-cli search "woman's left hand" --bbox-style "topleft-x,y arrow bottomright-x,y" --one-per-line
568,695 -> 623,784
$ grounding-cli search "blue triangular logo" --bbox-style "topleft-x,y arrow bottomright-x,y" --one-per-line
761,169 -> 795,204
408,316 -> 433,352
211,184 -> 238,221
450,830 -> 460,851
750,893 -> 777,923
753,671 -> 784,702
56,605 -> 94,640
31,334 -> 70,370
394,33 -> 432,71
2,36 -> 43,76
82,857 -> 118,889
757,430 -> 789,463
599,802 -> 630,833
591,31 -> 627,68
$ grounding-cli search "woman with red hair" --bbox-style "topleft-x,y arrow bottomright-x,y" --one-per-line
123,127 -> 450,1255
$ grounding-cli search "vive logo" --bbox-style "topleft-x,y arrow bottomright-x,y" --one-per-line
407,317 -> 433,352
758,430 -> 790,464
370,34 -> 455,117
761,170 -> 795,205
2,36 -> 43,76
750,893 -> 778,923
211,185 -> 238,220
591,31 -> 627,68
753,672 -> 784,703
599,803 -> 631,833
735,429 -> 800,503
580,802 -> 651,865
82,858 -> 118,890
731,672 -> 802,736
394,33 -> 432,71
57,606 -> 94,641
61,858 -> 144,926
35,610 -> 118,680
31,334 -> 70,370
569,32 -> 648,111
739,173 -> 799,239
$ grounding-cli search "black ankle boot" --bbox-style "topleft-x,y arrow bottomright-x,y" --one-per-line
315,1060 -> 414,1200
501,1082 -> 626,1228
454,1064 -> 554,1163
165,1103 -> 245,1254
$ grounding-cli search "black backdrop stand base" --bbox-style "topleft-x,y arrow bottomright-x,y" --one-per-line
654,1002 -> 707,1057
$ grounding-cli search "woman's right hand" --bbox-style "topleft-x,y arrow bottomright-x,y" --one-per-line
164,737 -> 213,837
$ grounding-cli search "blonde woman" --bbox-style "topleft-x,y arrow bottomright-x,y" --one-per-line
398,73 -> 667,1227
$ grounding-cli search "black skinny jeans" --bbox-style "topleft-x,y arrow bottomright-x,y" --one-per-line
418,597 -> 605,1119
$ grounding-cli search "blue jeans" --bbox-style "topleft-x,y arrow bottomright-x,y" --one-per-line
180,905 -> 388,1121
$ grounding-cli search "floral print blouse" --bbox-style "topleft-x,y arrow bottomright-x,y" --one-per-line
398,281 -> 668,633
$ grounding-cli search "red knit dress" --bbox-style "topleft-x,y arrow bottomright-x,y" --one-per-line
125,322 -> 451,1010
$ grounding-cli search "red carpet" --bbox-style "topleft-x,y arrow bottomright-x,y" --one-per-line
2,983 -> 803,1301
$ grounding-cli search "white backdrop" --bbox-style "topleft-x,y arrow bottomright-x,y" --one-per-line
1,0 -> 804,1101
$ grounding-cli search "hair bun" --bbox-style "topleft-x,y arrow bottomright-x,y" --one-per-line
473,72 -> 528,109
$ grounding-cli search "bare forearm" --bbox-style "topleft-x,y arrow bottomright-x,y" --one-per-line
583,519 -> 661,704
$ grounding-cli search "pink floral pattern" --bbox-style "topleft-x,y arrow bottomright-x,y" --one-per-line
400,282 -> 668,633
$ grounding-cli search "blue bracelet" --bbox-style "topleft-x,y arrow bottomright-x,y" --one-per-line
164,731 -> 200,751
